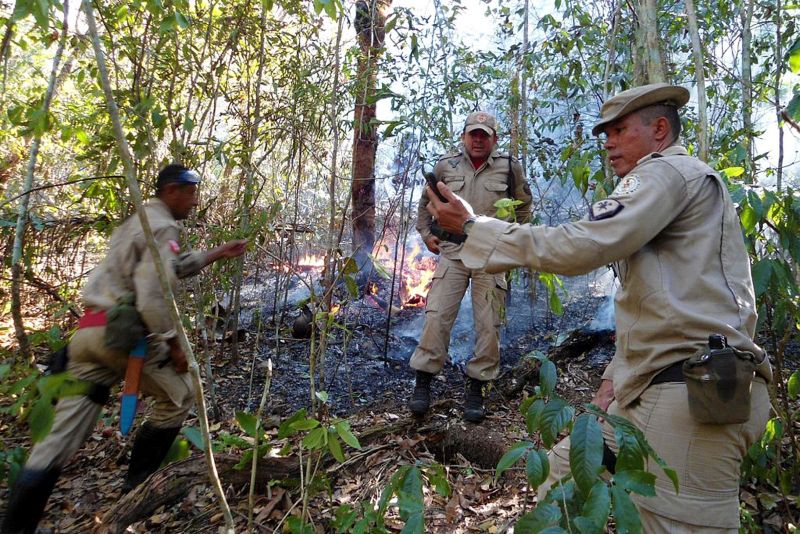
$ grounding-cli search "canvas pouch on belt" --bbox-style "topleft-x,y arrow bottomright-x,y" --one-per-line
104,292 -> 147,353
682,335 -> 758,424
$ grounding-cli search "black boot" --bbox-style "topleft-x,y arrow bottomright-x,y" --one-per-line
1,467 -> 61,534
122,422 -> 181,492
464,378 -> 486,423
408,371 -> 434,416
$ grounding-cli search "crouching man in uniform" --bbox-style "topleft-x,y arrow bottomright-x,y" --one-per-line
424,84 -> 772,532
2,164 -> 247,533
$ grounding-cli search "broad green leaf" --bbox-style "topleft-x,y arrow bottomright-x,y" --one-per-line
328,432 -> 345,462
787,93 -> 800,122
496,441 -> 532,481
720,166 -> 744,178
175,11 -> 189,29
526,398 -> 546,434
335,420 -> 361,449
513,503 -> 562,533
610,485 -> 643,534
612,470 -> 656,496
539,397 -> 574,448
399,513 -> 424,534
181,426 -> 205,450
235,411 -> 261,438
788,38 -> 800,73
425,463 -> 451,497
315,390 -> 329,403
614,427 -> 645,473
581,481 -> 611,528
572,516 -> 604,534
525,447 -> 550,489
261,0 -> 273,10
28,396 -> 55,443
277,408 -> 308,438
569,413 -> 604,496
539,359 -> 557,396
397,466 -> 424,522
788,370 -> 799,400
751,259 -> 773,296
301,427 -> 327,449
291,418 -> 320,432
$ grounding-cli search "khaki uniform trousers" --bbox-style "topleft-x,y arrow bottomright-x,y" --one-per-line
25,325 -> 195,471
409,255 -> 507,380
538,378 -> 770,532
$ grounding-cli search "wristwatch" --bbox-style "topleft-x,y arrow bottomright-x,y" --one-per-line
462,216 -> 477,235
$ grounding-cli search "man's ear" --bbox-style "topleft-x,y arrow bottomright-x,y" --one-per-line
653,116 -> 671,142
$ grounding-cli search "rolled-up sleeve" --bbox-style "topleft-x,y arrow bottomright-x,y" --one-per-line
133,226 -> 181,337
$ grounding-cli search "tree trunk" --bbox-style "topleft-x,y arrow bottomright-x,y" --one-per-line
82,1 -> 235,531
9,1 -> 70,364
774,0 -> 784,191
684,0 -> 708,161
633,0 -> 666,84
741,0 -> 755,182
351,0 -> 391,270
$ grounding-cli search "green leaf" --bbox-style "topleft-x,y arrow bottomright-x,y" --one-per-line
261,0 -> 274,10
290,418 -> 320,432
720,166 -> 744,178
788,370 -> 799,400
525,447 -> 550,489
612,470 -> 656,497
335,420 -> 361,449
539,359 -> 557,397
539,397 -> 574,448
514,503 -> 562,533
302,427 -> 327,450
32,0 -> 50,31
569,413 -> 604,497
751,259 -> 773,296
581,481 -> 611,528
424,463 -> 451,497
496,441 -> 532,481
277,408 -> 308,438
175,11 -> 189,29
235,411 -> 262,438
788,37 -> 800,73
316,390 -> 329,403
328,432 -> 345,462
181,426 -> 205,450
787,93 -> 800,122
610,485 -> 643,534
344,275 -> 359,298
28,396 -> 55,443
525,398 -> 546,434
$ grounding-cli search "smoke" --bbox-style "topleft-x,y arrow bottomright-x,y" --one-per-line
588,282 -> 617,332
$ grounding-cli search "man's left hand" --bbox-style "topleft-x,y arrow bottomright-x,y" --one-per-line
425,182 -> 474,234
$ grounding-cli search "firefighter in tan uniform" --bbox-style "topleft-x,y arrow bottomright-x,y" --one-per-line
425,84 -> 772,532
2,164 -> 247,533
409,111 -> 532,422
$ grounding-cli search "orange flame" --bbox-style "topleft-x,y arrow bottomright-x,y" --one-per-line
298,254 -> 324,268
331,304 -> 341,314
401,243 -> 437,308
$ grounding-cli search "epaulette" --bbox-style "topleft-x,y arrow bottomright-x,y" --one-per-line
494,152 -> 518,163
437,150 -> 462,162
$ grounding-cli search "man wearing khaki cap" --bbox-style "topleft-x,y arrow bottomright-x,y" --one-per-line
409,110 -> 532,423
424,84 -> 772,531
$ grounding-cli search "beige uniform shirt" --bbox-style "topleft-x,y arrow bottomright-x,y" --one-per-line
461,145 -> 771,408
82,198 -> 206,341
417,149 -> 532,260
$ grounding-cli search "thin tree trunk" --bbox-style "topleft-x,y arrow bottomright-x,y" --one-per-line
10,0 -> 70,363
684,0 -> 708,161
82,2 -> 235,531
774,0 -> 784,191
520,0 -> 529,179
741,0 -> 755,182
633,0 -> 666,84
351,0 -> 391,271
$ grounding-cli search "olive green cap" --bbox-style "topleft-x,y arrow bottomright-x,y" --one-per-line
592,83 -> 690,136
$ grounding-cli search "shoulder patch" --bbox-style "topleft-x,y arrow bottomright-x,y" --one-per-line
612,174 -> 641,196
590,199 -> 624,221
168,240 -> 181,254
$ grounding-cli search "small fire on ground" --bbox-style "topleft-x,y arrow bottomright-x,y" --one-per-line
277,242 -> 438,309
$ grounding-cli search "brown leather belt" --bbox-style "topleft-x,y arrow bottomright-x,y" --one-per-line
650,360 -> 686,384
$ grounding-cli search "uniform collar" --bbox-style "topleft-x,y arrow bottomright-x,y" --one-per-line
636,144 -> 688,165
463,148 -> 500,170
146,197 -> 177,221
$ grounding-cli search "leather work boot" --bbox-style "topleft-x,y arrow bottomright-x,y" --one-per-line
123,422 -> 181,492
463,378 -> 486,423
1,467 -> 61,534
408,371 -> 434,416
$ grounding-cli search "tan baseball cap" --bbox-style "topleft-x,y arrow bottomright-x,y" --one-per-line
464,111 -> 497,135
592,83 -> 690,136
